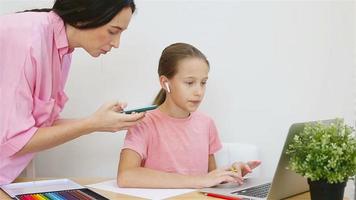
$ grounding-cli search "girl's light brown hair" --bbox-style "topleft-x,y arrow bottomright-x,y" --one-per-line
153,43 -> 209,106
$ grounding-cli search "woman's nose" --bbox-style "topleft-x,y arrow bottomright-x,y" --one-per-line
111,35 -> 121,48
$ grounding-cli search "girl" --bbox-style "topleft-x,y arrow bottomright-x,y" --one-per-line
117,43 -> 260,188
0,0 -> 144,185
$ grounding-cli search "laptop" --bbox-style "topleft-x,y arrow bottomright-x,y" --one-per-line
200,119 -> 335,200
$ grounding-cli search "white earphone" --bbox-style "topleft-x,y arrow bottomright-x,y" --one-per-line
164,82 -> 171,93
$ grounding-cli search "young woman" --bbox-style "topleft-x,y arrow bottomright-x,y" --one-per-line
0,0 -> 145,184
117,43 -> 260,188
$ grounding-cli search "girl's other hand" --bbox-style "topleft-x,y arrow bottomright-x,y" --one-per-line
88,101 -> 145,132
231,160 -> 262,177
197,167 -> 243,188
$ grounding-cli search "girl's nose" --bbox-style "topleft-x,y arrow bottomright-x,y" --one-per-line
195,86 -> 204,96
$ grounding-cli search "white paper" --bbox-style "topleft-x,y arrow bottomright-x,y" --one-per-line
86,179 -> 195,200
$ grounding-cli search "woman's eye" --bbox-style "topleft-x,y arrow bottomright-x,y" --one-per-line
186,82 -> 194,85
202,82 -> 207,85
108,30 -> 116,35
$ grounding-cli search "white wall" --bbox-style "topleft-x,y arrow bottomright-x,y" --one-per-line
1,0 -> 355,179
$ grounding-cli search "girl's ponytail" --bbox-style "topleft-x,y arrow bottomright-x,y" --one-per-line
153,89 -> 166,106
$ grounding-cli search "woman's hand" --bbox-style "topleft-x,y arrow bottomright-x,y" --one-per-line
88,101 -> 145,132
197,167 -> 244,188
231,160 -> 262,178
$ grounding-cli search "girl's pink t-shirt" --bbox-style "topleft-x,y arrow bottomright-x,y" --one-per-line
0,11 -> 72,184
123,109 -> 222,175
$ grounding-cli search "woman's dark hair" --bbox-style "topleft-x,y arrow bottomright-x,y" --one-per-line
153,43 -> 210,106
22,0 -> 136,29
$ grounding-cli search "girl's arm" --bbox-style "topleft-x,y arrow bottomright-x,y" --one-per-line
208,154 -> 217,172
117,149 -> 243,189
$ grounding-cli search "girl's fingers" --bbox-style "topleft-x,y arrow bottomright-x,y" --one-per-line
232,162 -> 253,176
219,171 -> 243,183
220,176 -> 237,184
220,165 -> 240,174
221,174 -> 243,184
217,166 -> 243,179
247,160 -> 262,169
229,164 -> 243,177
221,165 -> 233,171
242,164 -> 252,173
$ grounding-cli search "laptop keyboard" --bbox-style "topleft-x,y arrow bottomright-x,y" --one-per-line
231,183 -> 271,198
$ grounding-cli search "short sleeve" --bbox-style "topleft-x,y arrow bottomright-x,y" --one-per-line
122,123 -> 149,160
208,119 -> 222,155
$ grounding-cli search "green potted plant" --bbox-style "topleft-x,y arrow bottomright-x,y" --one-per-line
286,119 -> 356,200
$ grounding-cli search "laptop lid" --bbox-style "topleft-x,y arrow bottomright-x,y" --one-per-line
200,119 -> 336,199
266,121 -> 309,199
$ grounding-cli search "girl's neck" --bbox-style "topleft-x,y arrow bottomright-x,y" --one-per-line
159,100 -> 190,119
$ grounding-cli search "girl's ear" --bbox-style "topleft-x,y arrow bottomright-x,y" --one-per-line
159,76 -> 170,93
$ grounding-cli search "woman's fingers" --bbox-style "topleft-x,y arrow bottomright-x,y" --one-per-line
111,101 -> 128,112
118,102 -> 128,110
108,113 -> 145,131
104,101 -> 120,109
91,101 -> 147,132
120,112 -> 145,122
119,119 -> 143,128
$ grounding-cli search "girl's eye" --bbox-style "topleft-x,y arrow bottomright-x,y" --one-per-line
202,82 -> 207,85
108,30 -> 116,35
186,82 -> 194,85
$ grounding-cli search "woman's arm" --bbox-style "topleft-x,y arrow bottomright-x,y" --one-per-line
15,101 -> 144,157
117,149 -> 242,189
53,118 -> 79,125
15,117 -> 94,156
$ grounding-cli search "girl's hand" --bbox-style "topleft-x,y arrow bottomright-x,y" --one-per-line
197,167 -> 244,188
231,160 -> 262,177
88,101 -> 145,132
